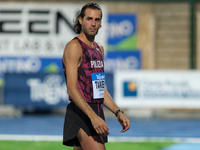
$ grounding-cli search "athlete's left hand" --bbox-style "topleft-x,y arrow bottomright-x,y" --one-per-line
117,112 -> 130,132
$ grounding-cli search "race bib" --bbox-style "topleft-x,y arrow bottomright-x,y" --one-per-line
91,72 -> 105,99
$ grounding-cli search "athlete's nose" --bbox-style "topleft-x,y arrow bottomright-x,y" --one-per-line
91,19 -> 96,26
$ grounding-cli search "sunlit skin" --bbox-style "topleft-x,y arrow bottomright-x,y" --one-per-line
78,8 -> 102,43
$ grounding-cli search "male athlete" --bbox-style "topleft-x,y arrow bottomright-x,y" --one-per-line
62,3 -> 130,150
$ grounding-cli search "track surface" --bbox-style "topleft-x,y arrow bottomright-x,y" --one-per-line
0,115 -> 200,139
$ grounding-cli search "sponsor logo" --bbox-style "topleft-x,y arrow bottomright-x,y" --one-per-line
43,63 -> 60,73
105,56 -> 139,72
91,60 -> 104,68
0,4 -> 75,57
0,57 -> 41,73
0,57 -> 62,73
96,74 -> 105,80
96,48 -> 101,53
123,81 -> 137,97
0,4 -> 106,57
27,74 -> 68,105
109,20 -> 134,39
107,14 -> 137,50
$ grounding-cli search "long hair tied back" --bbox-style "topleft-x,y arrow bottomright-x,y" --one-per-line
73,3 -> 102,34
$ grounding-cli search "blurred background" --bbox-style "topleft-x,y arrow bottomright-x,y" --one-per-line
1,0 -> 200,146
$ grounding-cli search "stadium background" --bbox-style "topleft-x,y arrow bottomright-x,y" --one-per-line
1,0 -> 200,149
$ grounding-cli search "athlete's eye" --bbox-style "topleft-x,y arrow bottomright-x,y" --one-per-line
87,17 -> 92,20
96,18 -> 101,22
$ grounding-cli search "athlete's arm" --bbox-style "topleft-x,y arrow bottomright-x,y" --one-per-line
63,39 -> 109,136
103,89 -> 130,132
98,44 -> 130,132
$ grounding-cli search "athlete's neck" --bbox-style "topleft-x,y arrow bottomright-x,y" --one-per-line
78,33 -> 95,49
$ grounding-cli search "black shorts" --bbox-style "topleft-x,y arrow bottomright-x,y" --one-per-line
63,101 -> 108,146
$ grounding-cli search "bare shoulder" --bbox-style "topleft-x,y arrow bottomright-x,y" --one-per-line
64,39 -> 81,53
63,39 -> 82,58
96,42 -> 104,57
62,39 -> 82,67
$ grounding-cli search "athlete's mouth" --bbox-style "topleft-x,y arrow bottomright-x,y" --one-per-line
90,28 -> 96,32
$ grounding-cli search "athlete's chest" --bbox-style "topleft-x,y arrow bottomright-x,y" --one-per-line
81,48 -> 104,68
84,47 -> 102,60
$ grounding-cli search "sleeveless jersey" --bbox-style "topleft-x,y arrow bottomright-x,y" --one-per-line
62,37 -> 105,104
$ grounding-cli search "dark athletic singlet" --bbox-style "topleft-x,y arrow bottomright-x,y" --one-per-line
62,37 -> 105,104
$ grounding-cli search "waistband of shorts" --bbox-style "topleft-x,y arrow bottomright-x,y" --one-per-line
70,101 -> 102,116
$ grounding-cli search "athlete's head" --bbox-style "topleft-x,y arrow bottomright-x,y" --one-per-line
74,3 -> 102,35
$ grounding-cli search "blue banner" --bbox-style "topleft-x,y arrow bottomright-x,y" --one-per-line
0,57 -> 63,73
3,73 -> 115,108
4,73 -> 69,109
107,14 -> 137,50
104,50 -> 141,73
105,73 -> 114,98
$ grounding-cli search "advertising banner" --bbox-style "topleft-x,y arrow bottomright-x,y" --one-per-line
115,70 -> 200,109
0,57 -> 62,73
105,73 -> 114,98
107,14 -> 137,51
0,3 -> 107,57
104,50 -> 141,73
3,73 -> 114,108
4,73 -> 69,109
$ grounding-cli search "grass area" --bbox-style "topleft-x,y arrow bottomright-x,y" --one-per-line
105,142 -> 174,150
0,140 -> 175,150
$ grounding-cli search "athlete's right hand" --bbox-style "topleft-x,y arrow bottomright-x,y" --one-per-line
91,116 -> 109,136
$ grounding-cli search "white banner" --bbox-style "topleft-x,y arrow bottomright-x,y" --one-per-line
0,3 -> 107,57
115,70 -> 200,109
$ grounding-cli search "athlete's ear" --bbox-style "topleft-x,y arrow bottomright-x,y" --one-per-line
79,17 -> 83,25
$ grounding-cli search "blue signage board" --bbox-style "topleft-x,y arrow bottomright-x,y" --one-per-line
0,57 -> 63,73
104,50 -> 141,73
4,73 -> 69,109
107,14 -> 137,50
3,72 -> 114,108
105,73 -> 114,98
